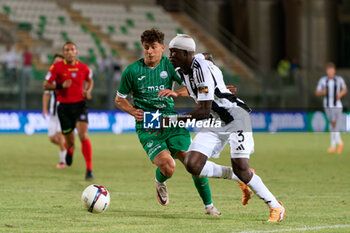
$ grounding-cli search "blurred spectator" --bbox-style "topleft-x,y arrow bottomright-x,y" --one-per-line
112,56 -> 122,86
290,58 -> 299,72
97,54 -> 112,73
1,45 -> 18,85
22,46 -> 33,85
290,58 -> 300,85
277,57 -> 291,85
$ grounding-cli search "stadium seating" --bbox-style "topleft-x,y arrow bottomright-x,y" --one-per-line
71,2 -> 206,57
0,0 -> 112,63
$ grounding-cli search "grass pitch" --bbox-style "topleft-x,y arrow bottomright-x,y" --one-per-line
0,133 -> 349,232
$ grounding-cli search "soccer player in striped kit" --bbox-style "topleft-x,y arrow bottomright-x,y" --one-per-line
316,62 -> 347,154
42,54 -> 67,168
160,34 -> 285,222
115,28 -> 252,215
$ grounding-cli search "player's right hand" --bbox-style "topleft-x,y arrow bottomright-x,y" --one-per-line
226,85 -> 237,94
158,89 -> 178,98
42,109 -> 48,119
133,108 -> 144,121
62,79 -> 72,88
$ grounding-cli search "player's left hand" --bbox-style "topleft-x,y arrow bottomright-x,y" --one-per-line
226,85 -> 237,94
158,89 -> 178,98
84,90 -> 92,100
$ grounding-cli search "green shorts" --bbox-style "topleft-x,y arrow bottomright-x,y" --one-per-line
137,127 -> 191,161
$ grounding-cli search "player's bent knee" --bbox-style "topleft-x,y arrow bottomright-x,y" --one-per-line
184,158 -> 202,176
184,151 -> 207,176
160,162 -> 175,177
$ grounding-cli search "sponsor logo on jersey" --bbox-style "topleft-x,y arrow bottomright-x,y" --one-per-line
71,72 -> 77,78
143,110 -> 161,129
160,71 -> 168,79
154,104 -> 167,109
147,85 -> 165,92
68,68 -> 79,71
138,76 -> 146,81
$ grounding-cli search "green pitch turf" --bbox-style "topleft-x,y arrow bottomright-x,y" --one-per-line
0,133 -> 349,232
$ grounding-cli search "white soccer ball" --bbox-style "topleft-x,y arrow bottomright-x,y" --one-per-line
81,184 -> 110,213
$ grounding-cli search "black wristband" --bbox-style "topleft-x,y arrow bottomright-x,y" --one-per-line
56,84 -> 63,89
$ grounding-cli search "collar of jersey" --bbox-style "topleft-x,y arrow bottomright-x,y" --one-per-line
63,59 -> 79,66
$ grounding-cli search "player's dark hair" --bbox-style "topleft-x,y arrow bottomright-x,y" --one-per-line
326,62 -> 335,69
141,28 -> 164,45
53,53 -> 64,60
63,41 -> 77,49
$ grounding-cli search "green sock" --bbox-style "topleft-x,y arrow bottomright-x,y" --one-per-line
155,168 -> 171,183
192,176 -> 212,206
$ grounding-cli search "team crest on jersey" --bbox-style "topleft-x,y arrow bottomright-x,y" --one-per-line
146,140 -> 153,148
71,72 -> 77,78
199,86 -> 209,93
160,71 -> 168,79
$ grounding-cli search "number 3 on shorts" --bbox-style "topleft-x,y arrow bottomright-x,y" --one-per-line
237,130 -> 245,143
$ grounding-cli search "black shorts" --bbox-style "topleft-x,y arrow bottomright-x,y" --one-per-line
57,101 -> 88,135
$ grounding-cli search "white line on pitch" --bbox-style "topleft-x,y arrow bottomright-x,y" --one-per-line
235,224 -> 350,233
3,189 -> 350,199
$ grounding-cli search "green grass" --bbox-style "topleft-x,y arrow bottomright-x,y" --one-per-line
0,133 -> 349,232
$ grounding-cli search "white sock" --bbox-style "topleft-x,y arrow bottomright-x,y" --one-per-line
205,203 -> 213,208
199,161 -> 240,181
335,132 -> 342,145
247,174 -> 281,208
331,132 -> 336,148
59,150 -> 67,163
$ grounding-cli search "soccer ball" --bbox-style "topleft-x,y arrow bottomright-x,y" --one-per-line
81,184 -> 110,213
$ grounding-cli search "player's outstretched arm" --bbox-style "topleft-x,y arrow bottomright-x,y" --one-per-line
158,87 -> 189,98
115,95 -> 143,121
166,100 -> 212,123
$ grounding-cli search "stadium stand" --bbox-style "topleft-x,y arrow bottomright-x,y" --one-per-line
0,0 -> 259,110
70,2 -> 206,58
0,0 -> 112,64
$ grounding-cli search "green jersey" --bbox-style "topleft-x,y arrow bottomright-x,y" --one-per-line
117,56 -> 183,115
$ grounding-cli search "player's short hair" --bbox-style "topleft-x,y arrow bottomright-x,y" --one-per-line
53,54 -> 64,60
141,28 -> 164,45
326,62 -> 335,69
63,41 -> 77,49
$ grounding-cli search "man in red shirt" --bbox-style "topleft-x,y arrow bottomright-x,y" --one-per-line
43,42 -> 94,180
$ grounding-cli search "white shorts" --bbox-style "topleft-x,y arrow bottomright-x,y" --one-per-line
48,114 -> 62,137
325,107 -> 342,123
189,107 -> 254,159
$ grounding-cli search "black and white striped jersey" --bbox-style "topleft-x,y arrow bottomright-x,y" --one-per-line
44,89 -> 58,116
316,76 -> 347,108
176,57 -> 251,124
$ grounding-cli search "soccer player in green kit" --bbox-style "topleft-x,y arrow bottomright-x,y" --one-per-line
115,28 -> 251,215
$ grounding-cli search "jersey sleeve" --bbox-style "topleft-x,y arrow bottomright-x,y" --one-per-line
340,77 -> 347,90
45,64 -> 58,83
85,66 -> 93,81
316,78 -> 325,91
117,66 -> 133,98
194,61 -> 215,101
